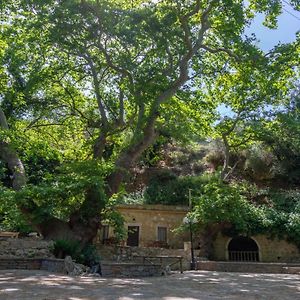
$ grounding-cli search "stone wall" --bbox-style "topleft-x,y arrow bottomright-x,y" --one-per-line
101,262 -> 162,277
0,258 -> 41,270
0,237 -> 54,259
213,233 -> 300,263
40,258 -> 66,273
197,261 -> 300,274
97,244 -> 194,270
0,258 -> 65,273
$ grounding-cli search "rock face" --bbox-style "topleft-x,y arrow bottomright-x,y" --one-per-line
0,237 -> 54,259
64,256 -> 89,276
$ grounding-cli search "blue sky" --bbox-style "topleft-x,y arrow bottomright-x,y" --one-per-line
218,4 -> 300,118
246,3 -> 300,51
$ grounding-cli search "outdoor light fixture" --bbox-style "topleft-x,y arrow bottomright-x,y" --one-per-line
183,215 -> 197,270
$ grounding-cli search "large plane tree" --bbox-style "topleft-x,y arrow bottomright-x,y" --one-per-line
0,0 -> 298,244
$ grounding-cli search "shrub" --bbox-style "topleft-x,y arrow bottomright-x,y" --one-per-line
242,145 -> 277,181
204,150 -> 224,169
53,239 -> 81,260
144,172 -> 212,205
52,239 -> 101,266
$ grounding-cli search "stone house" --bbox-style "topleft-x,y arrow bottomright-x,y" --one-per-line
99,204 -> 189,249
212,233 -> 300,263
98,204 -> 300,263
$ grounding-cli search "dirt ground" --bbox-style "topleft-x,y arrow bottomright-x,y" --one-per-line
0,269 -> 299,300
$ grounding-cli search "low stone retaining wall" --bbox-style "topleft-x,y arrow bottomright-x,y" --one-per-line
101,262 -> 162,277
0,258 -> 41,270
0,258 -> 163,277
0,237 -> 54,259
40,258 -> 66,273
97,245 -> 191,270
0,238 -> 69,274
197,260 -> 300,274
0,258 -> 65,273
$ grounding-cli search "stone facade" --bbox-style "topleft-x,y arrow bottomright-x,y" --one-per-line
99,204 -> 189,249
212,233 -> 300,263
98,204 -> 300,264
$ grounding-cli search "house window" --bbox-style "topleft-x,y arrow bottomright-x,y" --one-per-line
157,226 -> 167,243
101,225 -> 109,244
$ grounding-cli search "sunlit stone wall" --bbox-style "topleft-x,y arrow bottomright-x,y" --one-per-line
213,233 -> 300,263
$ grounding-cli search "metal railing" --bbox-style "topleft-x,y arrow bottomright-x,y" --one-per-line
228,251 -> 259,262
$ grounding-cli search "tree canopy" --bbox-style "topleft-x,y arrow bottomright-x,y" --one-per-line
0,0 -> 299,245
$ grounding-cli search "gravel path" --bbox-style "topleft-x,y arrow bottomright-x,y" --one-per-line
0,269 -> 299,300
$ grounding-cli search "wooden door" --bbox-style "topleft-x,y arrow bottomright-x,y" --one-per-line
127,226 -> 139,247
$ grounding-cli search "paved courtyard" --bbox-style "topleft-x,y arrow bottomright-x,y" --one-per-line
0,269 -> 299,300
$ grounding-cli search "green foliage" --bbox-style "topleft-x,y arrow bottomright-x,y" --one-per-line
53,239 -> 81,259
192,178 -> 300,248
193,178 -> 261,233
258,91 -> 300,184
0,161 -> 110,228
204,148 -> 224,169
144,172 -> 212,205
1,0 -> 299,244
101,197 -> 126,241
244,144 -> 276,180
0,185 -> 32,232
139,136 -> 168,167
269,190 -> 300,213
80,244 -> 101,266
119,190 -> 146,205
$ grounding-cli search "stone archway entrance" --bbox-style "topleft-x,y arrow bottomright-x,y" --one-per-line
228,236 -> 259,262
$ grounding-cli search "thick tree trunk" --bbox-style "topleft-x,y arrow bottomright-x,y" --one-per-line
107,117 -> 157,195
0,109 -> 26,190
25,187 -> 104,245
0,141 -> 27,190
34,198 -> 102,244
93,132 -> 107,159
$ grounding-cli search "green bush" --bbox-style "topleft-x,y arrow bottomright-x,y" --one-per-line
80,244 -> 100,266
144,172 -> 211,205
53,239 -> 81,260
0,185 -> 33,233
52,239 -> 100,266
244,146 -> 275,180
191,178 -> 300,249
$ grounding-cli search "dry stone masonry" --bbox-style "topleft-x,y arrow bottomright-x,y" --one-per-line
0,237 -> 54,259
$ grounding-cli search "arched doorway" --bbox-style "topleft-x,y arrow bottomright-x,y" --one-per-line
228,236 -> 259,262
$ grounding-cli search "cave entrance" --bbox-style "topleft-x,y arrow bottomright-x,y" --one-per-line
228,236 -> 259,262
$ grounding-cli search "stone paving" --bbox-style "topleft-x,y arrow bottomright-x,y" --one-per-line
0,269 -> 299,300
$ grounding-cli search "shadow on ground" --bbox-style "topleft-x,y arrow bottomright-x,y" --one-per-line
0,270 -> 299,300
